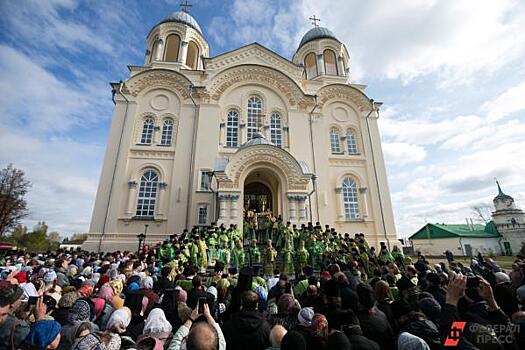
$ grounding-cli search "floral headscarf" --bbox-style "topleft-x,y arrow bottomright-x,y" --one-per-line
106,306 -> 132,333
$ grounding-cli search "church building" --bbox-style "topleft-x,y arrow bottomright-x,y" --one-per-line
83,9 -> 397,252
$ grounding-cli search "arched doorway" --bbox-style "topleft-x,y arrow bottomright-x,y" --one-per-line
244,182 -> 272,213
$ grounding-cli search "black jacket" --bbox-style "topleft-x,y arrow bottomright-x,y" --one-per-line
222,310 -> 271,350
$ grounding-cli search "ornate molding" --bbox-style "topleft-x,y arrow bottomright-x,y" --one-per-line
206,65 -> 311,108
206,45 -> 303,81
328,157 -> 366,167
129,149 -> 175,159
126,69 -> 191,99
317,84 -> 372,112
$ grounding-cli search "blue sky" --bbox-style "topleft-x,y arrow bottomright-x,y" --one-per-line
1,0 -> 525,238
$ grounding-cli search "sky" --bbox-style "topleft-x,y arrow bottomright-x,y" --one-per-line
1,0 -> 524,238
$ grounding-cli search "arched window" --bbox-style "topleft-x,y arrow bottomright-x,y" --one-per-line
136,170 -> 159,217
324,49 -> 338,75
270,113 -> 282,147
226,110 -> 239,147
160,119 -> 173,146
304,52 -> 318,79
247,96 -> 262,141
342,177 -> 359,220
164,34 -> 180,62
140,118 -> 155,144
330,128 -> 341,153
186,41 -> 199,69
346,130 -> 358,154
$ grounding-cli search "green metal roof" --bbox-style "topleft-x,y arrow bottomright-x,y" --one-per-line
409,221 -> 501,240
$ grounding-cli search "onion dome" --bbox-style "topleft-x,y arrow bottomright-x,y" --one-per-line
240,132 -> 274,149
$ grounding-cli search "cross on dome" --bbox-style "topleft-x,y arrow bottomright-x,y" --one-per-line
180,0 -> 192,13
309,15 -> 321,27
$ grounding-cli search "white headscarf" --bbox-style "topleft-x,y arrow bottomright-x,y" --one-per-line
140,276 -> 154,289
143,308 -> 172,335
106,307 -> 132,333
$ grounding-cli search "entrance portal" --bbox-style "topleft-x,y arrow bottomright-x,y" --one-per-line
244,182 -> 272,213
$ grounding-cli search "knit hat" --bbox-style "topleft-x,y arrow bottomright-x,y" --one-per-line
494,272 -> 510,284
59,292 -> 79,308
207,286 -> 218,301
298,307 -> 314,327
25,320 -> 61,350
0,283 -> 23,306
418,297 -> 442,321
397,331 -> 431,350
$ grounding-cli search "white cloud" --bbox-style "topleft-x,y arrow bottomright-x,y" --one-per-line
482,80 -> 525,121
0,45 -> 109,132
0,128 -> 103,235
383,142 -> 427,164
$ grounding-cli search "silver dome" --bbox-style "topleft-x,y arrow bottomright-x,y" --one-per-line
240,132 -> 274,149
298,27 -> 339,49
161,11 -> 202,34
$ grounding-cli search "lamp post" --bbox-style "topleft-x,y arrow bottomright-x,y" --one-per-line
144,224 -> 149,249
137,233 -> 145,254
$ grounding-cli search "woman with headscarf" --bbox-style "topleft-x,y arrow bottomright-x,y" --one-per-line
58,298 -> 99,350
269,293 -> 300,330
140,308 -> 173,347
50,292 -> 79,326
140,276 -> 159,315
95,285 -> 115,331
106,307 -> 132,334
71,332 -> 121,350
123,291 -> 146,340
24,320 -> 62,350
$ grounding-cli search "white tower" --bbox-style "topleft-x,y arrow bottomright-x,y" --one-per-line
492,181 -> 525,255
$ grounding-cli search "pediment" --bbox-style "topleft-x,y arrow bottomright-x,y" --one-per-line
206,43 -> 303,82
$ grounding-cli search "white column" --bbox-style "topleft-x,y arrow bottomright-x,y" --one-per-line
126,181 -> 138,216
178,41 -> 188,64
230,194 -> 239,219
335,187 -> 344,220
156,182 -> 167,218
287,194 -> 297,223
359,187 -> 369,218
297,195 -> 307,223
218,193 -> 228,220
317,53 -> 325,75
154,39 -> 164,61
219,123 -> 225,146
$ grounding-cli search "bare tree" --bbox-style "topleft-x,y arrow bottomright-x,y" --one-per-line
471,204 -> 493,224
0,164 -> 31,236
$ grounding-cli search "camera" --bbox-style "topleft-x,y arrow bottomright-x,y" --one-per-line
467,275 -> 480,289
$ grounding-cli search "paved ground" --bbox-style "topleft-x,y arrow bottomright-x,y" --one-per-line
421,255 -> 516,271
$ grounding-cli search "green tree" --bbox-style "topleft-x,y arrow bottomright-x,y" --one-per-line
0,164 -> 31,236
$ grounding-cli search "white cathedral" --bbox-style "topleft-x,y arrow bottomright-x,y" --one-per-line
83,10 -> 397,252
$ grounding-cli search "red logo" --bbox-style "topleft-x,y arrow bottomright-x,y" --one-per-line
444,321 -> 466,347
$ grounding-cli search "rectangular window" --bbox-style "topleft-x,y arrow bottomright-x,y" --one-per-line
198,205 -> 208,225
200,171 -> 213,191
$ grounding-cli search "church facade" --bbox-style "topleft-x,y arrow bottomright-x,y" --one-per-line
83,11 -> 397,252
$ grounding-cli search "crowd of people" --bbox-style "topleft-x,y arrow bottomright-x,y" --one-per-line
0,221 -> 524,350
